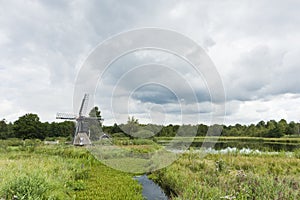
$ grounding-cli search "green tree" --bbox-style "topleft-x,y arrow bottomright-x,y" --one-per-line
120,116 -> 140,138
245,124 -> 256,137
89,106 -> 103,125
207,124 -> 223,136
197,124 -> 208,136
42,122 -> 51,137
111,123 -> 123,134
266,119 -> 286,138
0,119 -> 8,139
256,120 -> 265,127
177,124 -> 197,136
88,106 -> 104,140
158,125 -> 175,137
13,113 -> 44,139
287,121 -> 300,135
265,120 -> 283,137
57,121 -> 75,138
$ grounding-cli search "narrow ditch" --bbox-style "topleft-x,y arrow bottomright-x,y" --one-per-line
134,175 -> 168,200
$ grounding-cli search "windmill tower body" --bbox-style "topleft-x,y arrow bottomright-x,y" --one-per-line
56,94 -> 93,146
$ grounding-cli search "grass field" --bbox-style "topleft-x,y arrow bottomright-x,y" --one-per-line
0,139 -> 143,200
150,150 -> 300,199
1,137 -> 300,199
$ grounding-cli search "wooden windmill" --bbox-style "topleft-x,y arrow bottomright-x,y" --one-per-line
56,94 -> 101,145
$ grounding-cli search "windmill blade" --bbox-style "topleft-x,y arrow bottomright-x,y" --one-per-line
56,112 -> 76,120
78,93 -> 89,117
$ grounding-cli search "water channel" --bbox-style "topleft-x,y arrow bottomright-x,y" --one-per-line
134,175 -> 168,200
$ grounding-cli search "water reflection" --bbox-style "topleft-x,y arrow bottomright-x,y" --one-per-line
134,175 -> 168,200
157,139 -> 300,151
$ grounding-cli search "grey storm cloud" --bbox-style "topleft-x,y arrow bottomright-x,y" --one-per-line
131,85 -> 178,105
0,0 -> 300,125
96,50 -> 213,104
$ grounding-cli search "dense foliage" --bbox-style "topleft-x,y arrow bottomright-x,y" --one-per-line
0,114 -> 75,140
104,118 -> 300,138
1,110 -> 299,140
88,106 -> 104,140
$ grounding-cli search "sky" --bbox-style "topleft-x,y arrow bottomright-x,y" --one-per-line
0,0 -> 300,125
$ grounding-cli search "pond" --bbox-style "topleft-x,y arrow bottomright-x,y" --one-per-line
156,138 -> 300,151
170,147 -> 294,156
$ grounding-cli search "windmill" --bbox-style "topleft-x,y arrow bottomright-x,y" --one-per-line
56,94 -> 101,146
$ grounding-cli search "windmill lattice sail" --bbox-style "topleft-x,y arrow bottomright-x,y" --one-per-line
56,113 -> 76,120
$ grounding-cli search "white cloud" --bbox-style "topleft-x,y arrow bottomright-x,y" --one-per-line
0,0 -> 299,125
224,93 -> 300,125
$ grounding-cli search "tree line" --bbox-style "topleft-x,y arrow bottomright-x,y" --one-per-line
0,111 -> 299,140
104,117 -> 300,138
0,113 -> 75,140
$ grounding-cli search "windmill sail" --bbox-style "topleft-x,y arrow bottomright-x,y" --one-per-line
56,113 -> 76,120
78,94 -> 89,117
56,93 -> 94,146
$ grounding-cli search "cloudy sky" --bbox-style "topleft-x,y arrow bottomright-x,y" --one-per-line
0,0 -> 299,125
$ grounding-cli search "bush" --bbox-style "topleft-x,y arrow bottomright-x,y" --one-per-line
295,149 -> 300,159
112,132 -> 127,137
132,139 -> 155,145
1,173 -> 49,200
215,159 -> 227,172
2,138 -> 24,146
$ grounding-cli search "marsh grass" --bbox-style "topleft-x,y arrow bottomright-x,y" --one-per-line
2,137 -> 299,199
2,173 -> 49,200
150,151 -> 300,199
0,139 -> 143,200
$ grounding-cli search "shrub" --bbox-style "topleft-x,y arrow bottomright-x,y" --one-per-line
1,173 -> 49,200
215,159 -> 227,172
294,148 -> 300,159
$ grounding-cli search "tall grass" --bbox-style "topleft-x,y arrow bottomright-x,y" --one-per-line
0,139 -> 143,200
150,152 -> 300,199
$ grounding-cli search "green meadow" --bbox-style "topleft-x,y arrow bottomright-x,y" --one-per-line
0,139 -> 143,200
1,137 -> 300,199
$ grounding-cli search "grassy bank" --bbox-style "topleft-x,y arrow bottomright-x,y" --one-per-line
0,139 -> 143,200
150,151 -> 300,199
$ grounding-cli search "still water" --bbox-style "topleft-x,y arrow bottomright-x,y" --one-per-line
134,175 -> 168,200
157,139 -> 300,151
